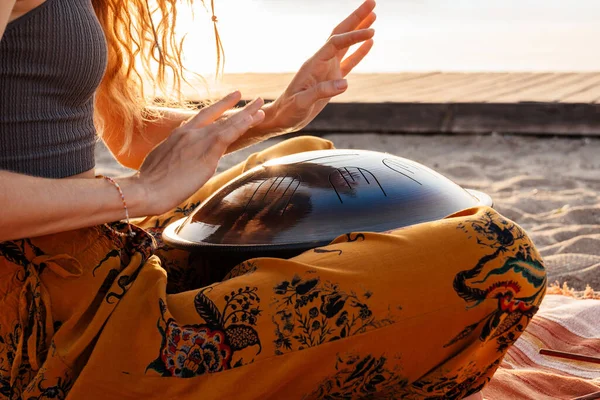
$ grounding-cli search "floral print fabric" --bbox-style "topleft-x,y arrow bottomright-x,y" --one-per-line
0,137 -> 546,399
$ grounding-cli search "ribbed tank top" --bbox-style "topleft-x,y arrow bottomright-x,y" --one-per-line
0,0 -> 108,178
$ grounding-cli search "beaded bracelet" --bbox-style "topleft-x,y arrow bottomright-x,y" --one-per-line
97,175 -> 136,238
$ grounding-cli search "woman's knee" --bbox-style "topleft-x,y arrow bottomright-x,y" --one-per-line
283,135 -> 335,152
451,208 -> 547,323
243,135 -> 335,171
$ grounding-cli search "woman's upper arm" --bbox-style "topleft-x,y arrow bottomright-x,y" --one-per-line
0,1 -> 17,40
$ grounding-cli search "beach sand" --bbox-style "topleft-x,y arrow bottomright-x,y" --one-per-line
96,133 -> 600,290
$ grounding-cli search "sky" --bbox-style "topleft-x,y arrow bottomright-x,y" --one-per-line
175,0 -> 600,75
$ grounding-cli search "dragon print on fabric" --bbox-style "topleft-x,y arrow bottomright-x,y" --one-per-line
25,373 -> 74,400
312,233 -> 366,257
397,211 -> 547,399
302,352 -> 408,400
141,217 -> 175,251
271,273 -> 397,355
410,359 -> 501,400
0,323 -> 26,399
101,223 -> 156,262
146,286 -> 263,378
0,239 -> 44,271
447,211 -> 546,350
143,199 -> 199,251
174,200 -> 202,217
0,240 -> 77,400
223,260 -> 259,281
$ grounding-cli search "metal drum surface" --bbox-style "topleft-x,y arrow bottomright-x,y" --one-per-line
163,149 -> 493,257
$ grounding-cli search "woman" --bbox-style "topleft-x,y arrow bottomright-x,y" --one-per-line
0,0 -> 546,398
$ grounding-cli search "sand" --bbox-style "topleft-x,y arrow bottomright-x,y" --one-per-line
96,133 -> 600,290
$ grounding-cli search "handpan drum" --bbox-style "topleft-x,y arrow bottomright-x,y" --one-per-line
162,149 -> 493,285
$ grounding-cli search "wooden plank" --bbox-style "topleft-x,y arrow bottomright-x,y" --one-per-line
449,103 -> 600,135
446,73 -> 548,102
533,73 -> 600,102
189,72 -> 444,103
409,73 -> 520,103
405,73 -> 506,102
301,102 -> 600,136
470,73 -> 561,102
182,72 -> 600,104
302,103 -> 448,133
392,73 -> 483,98
561,76 -> 600,103
419,73 -> 530,103
372,72 -> 474,100
334,72 -> 442,102
492,73 -> 594,102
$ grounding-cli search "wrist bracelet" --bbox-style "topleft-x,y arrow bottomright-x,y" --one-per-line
97,175 -> 136,238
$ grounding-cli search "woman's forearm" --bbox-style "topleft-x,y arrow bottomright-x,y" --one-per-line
223,101 -> 283,153
0,171 -> 148,242
106,101 -> 281,170
148,102 -> 282,154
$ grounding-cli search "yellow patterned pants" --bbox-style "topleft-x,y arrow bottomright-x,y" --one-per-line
0,136 -> 546,399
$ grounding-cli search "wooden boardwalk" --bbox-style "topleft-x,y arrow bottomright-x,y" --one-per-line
197,72 -> 600,103
187,72 -> 600,136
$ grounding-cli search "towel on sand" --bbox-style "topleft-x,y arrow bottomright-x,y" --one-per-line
485,293 -> 600,400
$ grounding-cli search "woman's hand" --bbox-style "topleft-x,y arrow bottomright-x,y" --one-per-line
267,0 -> 377,133
110,1 -> 376,161
0,93 -> 264,241
130,91 -> 265,215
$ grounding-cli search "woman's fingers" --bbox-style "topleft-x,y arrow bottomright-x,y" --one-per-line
185,90 -> 242,128
293,80 -> 348,109
340,38 -> 374,77
316,29 -> 375,62
337,13 -> 376,60
211,98 -> 265,146
356,12 -> 377,31
331,0 -> 376,36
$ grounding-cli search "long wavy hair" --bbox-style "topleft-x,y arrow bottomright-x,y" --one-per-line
91,0 -> 223,155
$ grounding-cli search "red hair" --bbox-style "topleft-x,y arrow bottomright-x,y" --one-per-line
92,0 -> 224,154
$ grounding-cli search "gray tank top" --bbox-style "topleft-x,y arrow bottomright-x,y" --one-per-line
0,0 -> 108,178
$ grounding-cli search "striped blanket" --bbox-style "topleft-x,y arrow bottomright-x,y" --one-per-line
485,293 -> 600,400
